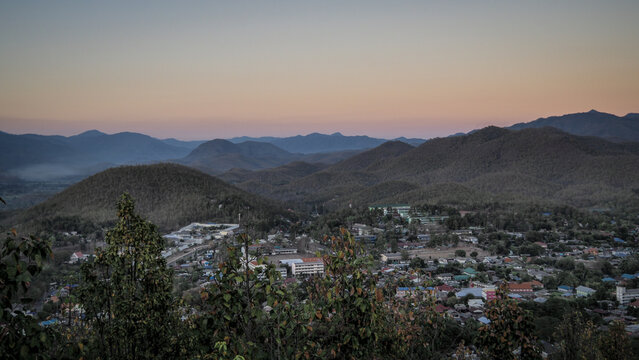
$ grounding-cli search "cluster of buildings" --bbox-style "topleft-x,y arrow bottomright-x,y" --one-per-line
368,204 -> 449,224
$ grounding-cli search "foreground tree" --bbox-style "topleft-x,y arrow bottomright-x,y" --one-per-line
552,311 -> 602,360
79,194 -> 179,359
191,233 -> 305,359
478,283 -> 541,360
0,229 -> 54,359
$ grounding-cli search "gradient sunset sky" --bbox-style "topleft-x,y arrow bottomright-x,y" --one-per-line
1,1 -> 638,139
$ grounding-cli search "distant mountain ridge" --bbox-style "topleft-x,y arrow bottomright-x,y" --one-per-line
0,129 -> 420,181
229,132 -> 426,153
178,139 -> 364,174
508,110 -> 639,142
0,130 -> 193,181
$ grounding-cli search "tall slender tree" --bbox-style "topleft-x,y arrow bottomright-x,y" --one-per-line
79,193 -> 178,359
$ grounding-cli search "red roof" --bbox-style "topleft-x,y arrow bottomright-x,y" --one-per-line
436,285 -> 455,292
508,282 -> 532,291
435,304 -> 449,313
630,299 -> 639,308
302,257 -> 323,263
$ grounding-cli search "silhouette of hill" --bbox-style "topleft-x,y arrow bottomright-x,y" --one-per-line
5,163 -> 288,231
509,110 -> 639,142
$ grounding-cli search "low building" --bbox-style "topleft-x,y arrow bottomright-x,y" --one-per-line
509,282 -> 533,294
482,287 -> 497,301
69,252 -> 86,264
463,267 -> 477,277
436,273 -> 454,282
558,285 -> 573,293
272,248 -> 298,255
576,286 -> 596,297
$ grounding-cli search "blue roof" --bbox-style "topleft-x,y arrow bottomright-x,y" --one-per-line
621,274 -> 635,279
558,285 -> 573,291
456,288 -> 483,298
397,286 -> 425,291
614,237 -> 625,243
39,319 -> 59,327
478,316 -> 491,324
602,277 -> 616,282
508,294 -> 523,299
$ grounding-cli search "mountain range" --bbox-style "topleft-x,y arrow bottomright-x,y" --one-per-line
229,132 -> 426,153
222,127 -> 639,211
178,139 -> 361,174
0,130 -> 420,180
0,130 -> 192,181
2,109 -> 639,218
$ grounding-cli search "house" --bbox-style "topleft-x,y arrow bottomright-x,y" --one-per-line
436,273 -> 453,282
576,286 -> 596,297
468,299 -> 484,309
69,252 -> 85,264
584,248 -> 599,256
534,242 -> 548,250
456,288 -> 484,298
558,285 -> 573,293
463,267 -> 477,277
396,286 -> 434,298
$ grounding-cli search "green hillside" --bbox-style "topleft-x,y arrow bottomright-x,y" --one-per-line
6,163 -> 289,231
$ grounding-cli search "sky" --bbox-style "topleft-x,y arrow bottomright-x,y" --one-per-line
1,0 -> 638,140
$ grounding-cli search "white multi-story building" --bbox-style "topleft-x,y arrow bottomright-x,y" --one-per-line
291,257 -> 325,276
616,286 -> 639,305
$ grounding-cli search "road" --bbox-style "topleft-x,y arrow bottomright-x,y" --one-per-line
167,243 -> 215,265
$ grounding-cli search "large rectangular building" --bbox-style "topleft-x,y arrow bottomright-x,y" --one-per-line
291,257 -> 325,276
616,286 -> 639,305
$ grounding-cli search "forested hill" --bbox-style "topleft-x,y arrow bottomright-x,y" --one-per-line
178,138 -> 365,174
229,127 -> 639,211
5,163 -> 289,231
508,110 -> 639,142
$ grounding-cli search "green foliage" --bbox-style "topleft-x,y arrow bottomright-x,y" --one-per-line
598,321 -> 632,360
79,193 -> 179,359
478,283 -> 541,360
191,234 -> 305,359
0,229 -> 55,359
552,311 -> 602,360
303,229 -> 390,359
